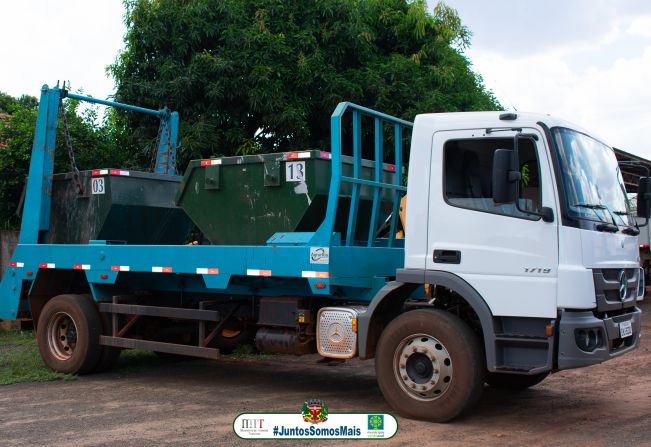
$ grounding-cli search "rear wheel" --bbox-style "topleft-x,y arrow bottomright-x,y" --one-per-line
375,309 -> 485,422
486,371 -> 549,389
37,294 -> 102,374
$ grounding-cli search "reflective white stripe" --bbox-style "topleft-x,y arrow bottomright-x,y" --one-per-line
196,268 -> 219,274
301,271 -> 329,278
74,264 -> 91,270
152,266 -> 173,273
201,159 -> 222,166
9,262 -> 24,268
111,266 -> 130,272
247,269 -> 272,277
110,169 -> 130,176
99,169 -> 109,175
40,263 -> 55,269
287,152 -> 312,160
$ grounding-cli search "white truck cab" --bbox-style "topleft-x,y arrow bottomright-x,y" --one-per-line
400,111 -> 642,371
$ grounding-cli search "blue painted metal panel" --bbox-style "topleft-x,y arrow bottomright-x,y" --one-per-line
311,102 -> 413,248
19,85 -> 61,244
1,93 -> 412,322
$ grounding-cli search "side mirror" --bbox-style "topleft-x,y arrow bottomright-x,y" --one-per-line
492,149 -> 520,204
637,177 -> 651,218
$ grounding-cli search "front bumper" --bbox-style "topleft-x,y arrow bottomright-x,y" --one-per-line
557,307 -> 641,370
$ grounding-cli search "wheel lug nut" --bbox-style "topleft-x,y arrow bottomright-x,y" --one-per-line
402,375 -> 409,380
434,369 -> 439,374
410,384 -> 416,389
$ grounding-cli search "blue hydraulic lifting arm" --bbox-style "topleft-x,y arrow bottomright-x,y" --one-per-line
19,84 -> 180,246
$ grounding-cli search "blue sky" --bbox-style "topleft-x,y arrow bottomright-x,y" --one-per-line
2,1 -> 650,157
438,0 -> 651,157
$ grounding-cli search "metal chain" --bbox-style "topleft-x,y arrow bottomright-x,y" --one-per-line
59,99 -> 83,194
149,116 -> 164,172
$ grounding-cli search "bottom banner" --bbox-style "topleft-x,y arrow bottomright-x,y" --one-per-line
233,400 -> 398,440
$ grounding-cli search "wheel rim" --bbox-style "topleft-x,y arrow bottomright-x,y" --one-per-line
393,333 -> 453,401
46,312 -> 78,361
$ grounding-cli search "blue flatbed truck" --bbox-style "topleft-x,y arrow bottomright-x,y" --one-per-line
0,84 -> 645,422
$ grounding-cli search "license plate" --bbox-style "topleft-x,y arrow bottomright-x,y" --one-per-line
619,320 -> 633,338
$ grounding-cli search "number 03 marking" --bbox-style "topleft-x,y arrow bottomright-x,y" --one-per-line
91,177 -> 105,194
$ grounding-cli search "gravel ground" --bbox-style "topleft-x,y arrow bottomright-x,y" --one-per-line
0,301 -> 649,447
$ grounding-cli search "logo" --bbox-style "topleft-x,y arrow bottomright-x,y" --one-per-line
310,247 -> 329,264
368,415 -> 384,430
618,270 -> 628,301
302,400 -> 328,424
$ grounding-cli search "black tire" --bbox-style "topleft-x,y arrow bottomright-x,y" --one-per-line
375,309 -> 485,422
36,294 -> 102,374
211,321 -> 252,354
486,371 -> 549,389
93,310 -> 121,373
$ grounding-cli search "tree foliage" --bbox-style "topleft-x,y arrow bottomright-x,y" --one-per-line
110,0 -> 500,168
0,92 -> 129,229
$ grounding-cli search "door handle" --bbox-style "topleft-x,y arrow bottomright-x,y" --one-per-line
433,249 -> 461,264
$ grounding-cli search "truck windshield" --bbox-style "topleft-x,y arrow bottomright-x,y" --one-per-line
553,127 -> 632,227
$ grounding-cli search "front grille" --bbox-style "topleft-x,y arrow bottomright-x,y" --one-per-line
592,268 -> 639,312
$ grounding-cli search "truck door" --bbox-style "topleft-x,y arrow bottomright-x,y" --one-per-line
426,129 -> 558,318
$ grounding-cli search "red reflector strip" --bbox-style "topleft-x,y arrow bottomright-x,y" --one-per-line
152,266 -> 173,273
9,262 -> 24,268
91,169 -> 109,176
286,152 -> 311,160
641,244 -> 649,249
247,269 -> 272,277
302,271 -> 329,278
196,268 -> 219,274
109,169 -> 130,176
319,151 -> 332,160
387,165 -> 396,172
111,265 -> 130,272
73,264 -> 91,270
200,159 -> 222,166
39,263 -> 55,269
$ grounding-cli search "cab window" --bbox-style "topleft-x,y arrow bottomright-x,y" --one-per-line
443,137 -> 541,219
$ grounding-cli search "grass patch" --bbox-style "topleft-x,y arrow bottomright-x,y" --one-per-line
229,343 -> 277,360
0,329 -> 75,385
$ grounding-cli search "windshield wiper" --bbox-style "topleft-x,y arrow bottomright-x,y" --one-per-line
595,222 -> 619,233
573,203 -> 607,210
621,226 -> 640,236
612,210 -> 639,234
572,203 -> 615,226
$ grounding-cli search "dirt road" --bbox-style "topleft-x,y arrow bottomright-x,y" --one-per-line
1,302 -> 650,447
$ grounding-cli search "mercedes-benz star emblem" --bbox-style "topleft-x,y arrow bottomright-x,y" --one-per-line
618,270 -> 627,301
327,322 -> 344,343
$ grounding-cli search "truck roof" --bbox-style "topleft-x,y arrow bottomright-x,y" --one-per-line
413,111 -> 610,147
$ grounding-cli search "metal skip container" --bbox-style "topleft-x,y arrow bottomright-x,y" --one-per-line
48,169 -> 193,245
176,150 -> 398,245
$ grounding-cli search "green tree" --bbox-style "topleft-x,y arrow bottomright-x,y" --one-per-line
109,0 -> 500,169
0,92 -> 127,229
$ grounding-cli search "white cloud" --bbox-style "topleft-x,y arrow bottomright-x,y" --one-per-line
0,1 -> 125,100
470,44 -> 651,157
627,16 -> 651,38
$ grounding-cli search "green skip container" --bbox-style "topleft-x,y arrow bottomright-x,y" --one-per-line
176,151 -> 399,245
48,169 -> 193,245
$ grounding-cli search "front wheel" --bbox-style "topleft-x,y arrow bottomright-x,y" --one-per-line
375,309 -> 485,422
36,294 -> 102,374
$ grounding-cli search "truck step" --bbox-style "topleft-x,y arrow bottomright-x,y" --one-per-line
99,336 -> 220,360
